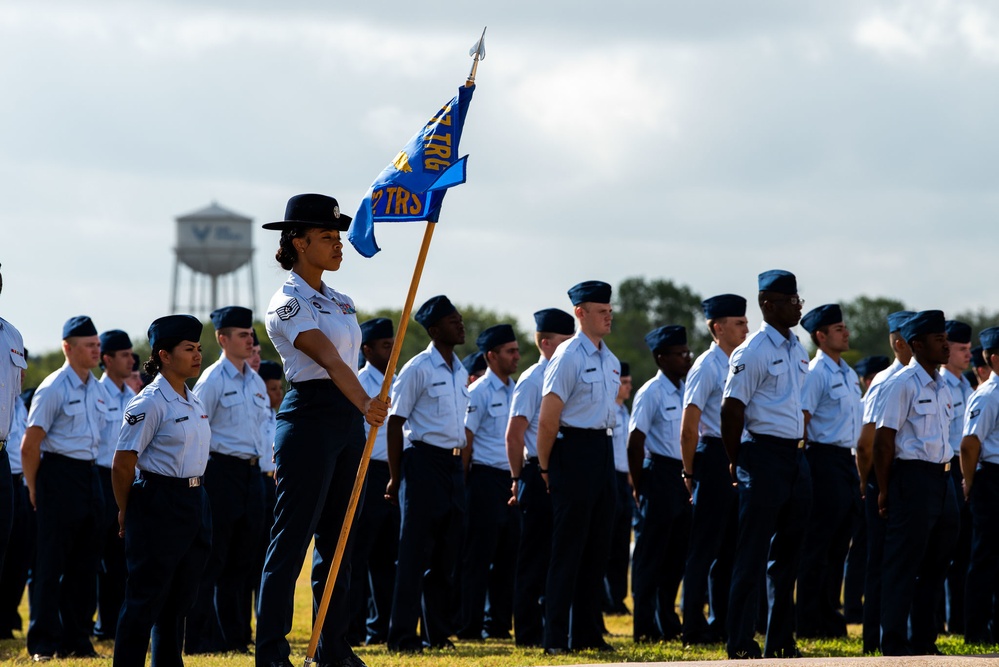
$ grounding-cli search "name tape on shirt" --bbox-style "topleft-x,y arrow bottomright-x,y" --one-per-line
970,408 -> 981,420
733,364 -> 746,374
125,412 -> 146,426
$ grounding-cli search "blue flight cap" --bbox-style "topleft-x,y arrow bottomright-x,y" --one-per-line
854,355 -> 891,377
477,324 -> 517,353
415,295 -> 457,330
887,310 -> 915,334
980,328 -> 999,351
63,315 -> 97,339
99,330 -> 132,354
360,317 -> 394,345
972,345 -> 987,368
262,193 -> 352,231
567,281 -> 612,306
533,308 -> 575,335
252,329 -> 260,346
147,314 -> 203,349
257,359 -> 284,381
131,352 -> 141,372
645,325 -> 687,352
899,310 -> 946,343
757,270 -> 797,295
210,306 -> 253,330
945,320 -> 972,344
620,361 -> 631,377
702,294 -> 747,319
462,351 -> 486,376
801,304 -> 843,334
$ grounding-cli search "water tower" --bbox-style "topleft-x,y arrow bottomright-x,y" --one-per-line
171,202 -> 257,318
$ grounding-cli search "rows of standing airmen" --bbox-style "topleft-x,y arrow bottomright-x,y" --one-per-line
1,193 -> 999,665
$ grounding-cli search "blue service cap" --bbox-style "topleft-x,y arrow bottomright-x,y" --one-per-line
63,315 -> 97,339
702,294 -> 747,319
887,310 -> 915,334
263,193 -> 352,231
568,280 -> 612,306
757,270 -> 797,295
645,325 -> 687,352
415,295 -> 457,329
533,308 -> 575,335
147,314 -> 203,349
899,310 -> 946,343
477,324 -> 517,353
945,320 -> 972,344
210,306 -> 253,330
360,317 -> 394,345
99,330 -> 132,354
462,351 -> 486,376
801,304 -> 843,334
854,355 -> 891,377
972,345 -> 988,368
257,359 -> 284,381
620,361 -> 630,377
980,328 -> 999,351
252,329 -> 260,346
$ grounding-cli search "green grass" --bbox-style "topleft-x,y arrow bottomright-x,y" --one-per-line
1,564 -> 996,665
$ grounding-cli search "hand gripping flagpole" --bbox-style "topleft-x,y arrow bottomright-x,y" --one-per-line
304,30 -> 485,667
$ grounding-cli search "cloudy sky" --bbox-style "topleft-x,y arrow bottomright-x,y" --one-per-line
2,1 -> 997,352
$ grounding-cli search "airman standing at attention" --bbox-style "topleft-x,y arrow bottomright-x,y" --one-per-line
604,361 -> 633,617
0,262 -> 25,621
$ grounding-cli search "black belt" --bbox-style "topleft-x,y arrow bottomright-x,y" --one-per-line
806,442 -> 853,456
43,451 -> 96,466
289,379 -> 335,389
559,426 -> 613,440
525,456 -> 539,464
210,452 -> 260,467
649,453 -> 683,468
12,473 -> 23,484
980,461 -> 999,471
893,459 -> 950,474
138,470 -> 203,488
748,432 -> 801,449
700,435 -> 723,446
411,441 -> 462,458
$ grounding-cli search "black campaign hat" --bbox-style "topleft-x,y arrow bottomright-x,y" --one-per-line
262,194 -> 352,231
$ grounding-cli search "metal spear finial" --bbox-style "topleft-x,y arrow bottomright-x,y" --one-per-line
466,26 -> 487,86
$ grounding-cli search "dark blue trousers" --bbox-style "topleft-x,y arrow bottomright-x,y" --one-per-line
681,436 -> 736,643
347,459 -> 399,645
604,470 -> 632,614
944,454 -> 970,634
94,465 -> 127,640
387,443 -> 465,651
113,475 -> 211,667
543,428 -> 616,651
862,477 -> 886,654
796,444 -> 860,638
726,436 -> 812,659
513,458 -> 551,647
186,453 -> 264,653
255,380 -> 366,666
631,455 -> 690,641
28,453 -> 103,657
842,501 -> 867,623
241,471 -> 277,648
0,451 -> 11,580
880,459 -> 959,656
0,472 -> 31,637
964,462 -> 999,643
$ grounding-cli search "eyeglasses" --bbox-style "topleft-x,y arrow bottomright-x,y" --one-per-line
770,296 -> 805,306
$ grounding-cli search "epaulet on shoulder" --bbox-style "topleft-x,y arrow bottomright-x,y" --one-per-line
281,283 -> 296,296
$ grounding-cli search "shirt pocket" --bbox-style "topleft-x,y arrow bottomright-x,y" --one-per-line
581,369 -> 603,403
766,359 -> 789,393
487,401 -> 509,425
427,381 -> 451,416
911,399 -> 938,439
9,350 -> 26,370
218,390 -> 243,424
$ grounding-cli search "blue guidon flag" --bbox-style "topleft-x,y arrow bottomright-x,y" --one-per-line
348,84 -> 474,258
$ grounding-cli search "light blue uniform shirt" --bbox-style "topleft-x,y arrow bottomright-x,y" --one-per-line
877,361 -> 953,464
97,375 -> 136,468
802,350 -> 862,449
942,368 -> 973,456
8,395 -> 26,475
862,358 -> 906,425
27,362 -> 106,461
359,362 -> 394,462
116,374 -> 211,478
612,403 -> 630,472
963,373 -> 999,465
265,271 -> 361,383
260,409 -> 276,473
0,318 -> 26,441
390,343 -> 469,450
630,371 -> 684,459
683,342 -> 728,439
193,356 -> 269,459
543,333 -> 621,430
465,368 -> 514,470
510,359 -> 547,459
724,323 -> 809,440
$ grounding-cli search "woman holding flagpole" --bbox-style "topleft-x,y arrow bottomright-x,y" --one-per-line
255,193 -> 388,667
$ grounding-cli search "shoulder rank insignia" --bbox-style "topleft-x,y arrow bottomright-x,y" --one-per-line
276,298 -> 300,321
125,412 -> 145,426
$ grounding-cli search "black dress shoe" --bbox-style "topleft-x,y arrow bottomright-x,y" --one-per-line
31,656 -> 54,663
320,654 -> 368,667
544,647 -> 571,656
428,639 -> 455,650
262,660 -> 294,667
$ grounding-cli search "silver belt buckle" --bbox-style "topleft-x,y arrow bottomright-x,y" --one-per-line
188,477 -> 201,488
606,428 -> 613,436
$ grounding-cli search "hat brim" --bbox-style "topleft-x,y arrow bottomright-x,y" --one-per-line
262,215 -> 352,231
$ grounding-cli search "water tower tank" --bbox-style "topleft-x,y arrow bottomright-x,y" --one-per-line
175,202 -> 253,276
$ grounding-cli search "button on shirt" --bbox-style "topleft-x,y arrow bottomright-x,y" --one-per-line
863,358 -> 906,425
543,333 -> 621,430
683,342 -> 728,439
0,318 -> 25,440
724,323 -> 809,440
193,356 -> 270,459
510,359 -> 547,459
802,350 -> 862,449
260,408 -> 277,473
359,362 -> 394,462
390,343 -> 469,450
877,362 -> 953,464
97,375 -> 136,468
265,271 -> 361,383
963,373 -> 999,465
612,402 -> 630,472
942,368 -> 973,456
465,368 -> 514,470
630,371 -> 684,459
116,374 -> 210,478
27,362 -> 105,461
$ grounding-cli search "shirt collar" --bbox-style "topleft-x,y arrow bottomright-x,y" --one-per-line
655,369 -> 682,395
483,367 -> 512,390
220,355 -> 246,379
287,270 -> 330,302
909,358 -> 940,388
427,342 -> 462,372
762,321 -> 797,349
362,362 -> 386,385
815,349 -> 848,375
152,373 -> 184,403
576,332 -> 601,357
60,361 -> 90,389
